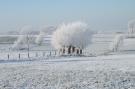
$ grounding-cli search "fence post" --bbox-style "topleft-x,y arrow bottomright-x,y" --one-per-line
8,54 -> 9,60
50,51 -> 51,56
19,53 -> 20,59
28,53 -> 30,58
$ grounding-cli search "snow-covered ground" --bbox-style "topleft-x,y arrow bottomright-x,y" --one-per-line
1,33 -> 135,89
0,33 -> 116,58
0,54 -> 135,89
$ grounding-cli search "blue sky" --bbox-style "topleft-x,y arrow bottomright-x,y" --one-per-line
0,0 -> 135,32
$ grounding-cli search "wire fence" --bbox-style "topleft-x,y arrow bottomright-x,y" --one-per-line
0,49 -> 112,61
0,50 -> 58,61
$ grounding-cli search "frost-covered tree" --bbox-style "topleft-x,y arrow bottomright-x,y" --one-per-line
35,31 -> 45,45
109,34 -> 124,52
12,26 -> 35,50
128,20 -> 135,37
35,26 -> 56,45
51,21 -> 93,55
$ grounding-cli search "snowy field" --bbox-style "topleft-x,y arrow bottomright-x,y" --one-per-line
0,33 -> 135,89
0,54 -> 135,89
0,33 -> 116,59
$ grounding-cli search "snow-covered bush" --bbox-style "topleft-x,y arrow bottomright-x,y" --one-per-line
128,20 -> 135,37
51,21 -> 93,55
35,26 -> 56,45
35,31 -> 45,45
109,34 -> 124,52
12,26 -> 35,50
